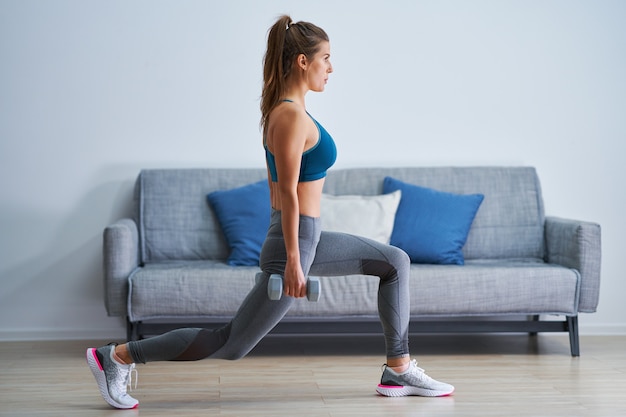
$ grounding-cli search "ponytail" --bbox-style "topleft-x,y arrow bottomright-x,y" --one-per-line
260,15 -> 329,135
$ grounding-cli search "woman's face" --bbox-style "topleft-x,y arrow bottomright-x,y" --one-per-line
305,41 -> 333,92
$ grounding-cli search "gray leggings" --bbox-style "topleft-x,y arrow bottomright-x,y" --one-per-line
127,209 -> 410,363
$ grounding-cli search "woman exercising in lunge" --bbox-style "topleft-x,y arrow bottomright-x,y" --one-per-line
86,14 -> 454,409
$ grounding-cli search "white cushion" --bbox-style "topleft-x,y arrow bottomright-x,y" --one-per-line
320,190 -> 402,243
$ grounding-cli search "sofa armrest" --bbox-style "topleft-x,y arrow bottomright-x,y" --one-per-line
103,218 -> 140,317
544,216 -> 601,313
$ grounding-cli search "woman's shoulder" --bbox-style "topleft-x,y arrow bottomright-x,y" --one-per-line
266,102 -> 311,150
269,102 -> 308,130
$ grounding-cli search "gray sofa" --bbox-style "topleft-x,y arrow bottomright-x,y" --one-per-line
103,167 -> 601,356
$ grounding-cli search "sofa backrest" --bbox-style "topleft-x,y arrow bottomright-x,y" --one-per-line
324,167 -> 545,260
135,166 -> 545,263
135,168 -> 267,263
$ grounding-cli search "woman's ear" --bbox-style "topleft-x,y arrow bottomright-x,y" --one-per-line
296,53 -> 308,70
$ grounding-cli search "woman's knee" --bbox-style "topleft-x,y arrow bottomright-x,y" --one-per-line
360,245 -> 409,281
388,245 -> 410,266
381,244 -> 410,276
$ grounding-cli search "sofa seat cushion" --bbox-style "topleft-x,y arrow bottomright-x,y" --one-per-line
128,261 -> 259,321
290,260 -> 579,317
407,260 -> 579,316
128,260 -> 579,321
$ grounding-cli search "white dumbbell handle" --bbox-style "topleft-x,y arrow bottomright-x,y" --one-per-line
255,273 -> 320,302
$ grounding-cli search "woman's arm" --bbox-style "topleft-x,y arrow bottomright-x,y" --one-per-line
271,108 -> 309,298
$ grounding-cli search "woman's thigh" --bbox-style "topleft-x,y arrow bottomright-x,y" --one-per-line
309,231 -> 410,278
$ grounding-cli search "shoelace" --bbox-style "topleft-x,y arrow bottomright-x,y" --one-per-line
406,360 -> 435,383
384,360 -> 431,382
125,363 -> 138,391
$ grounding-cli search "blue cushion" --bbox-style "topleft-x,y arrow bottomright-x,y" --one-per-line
383,177 -> 484,265
207,180 -> 270,266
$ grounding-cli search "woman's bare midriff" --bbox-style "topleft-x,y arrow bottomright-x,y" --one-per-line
269,178 -> 325,217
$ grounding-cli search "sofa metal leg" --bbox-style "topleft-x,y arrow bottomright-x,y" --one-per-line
126,317 -> 139,342
528,315 -> 540,336
567,315 -> 580,357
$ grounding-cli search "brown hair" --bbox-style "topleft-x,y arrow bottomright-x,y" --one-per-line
260,15 -> 329,135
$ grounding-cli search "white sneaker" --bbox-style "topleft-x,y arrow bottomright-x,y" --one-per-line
376,359 -> 454,397
86,344 -> 139,409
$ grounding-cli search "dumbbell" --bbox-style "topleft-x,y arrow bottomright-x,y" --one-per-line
255,272 -> 321,301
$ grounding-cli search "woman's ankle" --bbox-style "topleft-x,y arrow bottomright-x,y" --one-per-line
386,356 -> 410,373
113,344 -> 133,365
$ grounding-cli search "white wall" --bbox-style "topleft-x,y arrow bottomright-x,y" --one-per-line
1,0 -> 624,340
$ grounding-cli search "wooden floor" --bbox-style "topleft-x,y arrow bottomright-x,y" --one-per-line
1,334 -> 625,416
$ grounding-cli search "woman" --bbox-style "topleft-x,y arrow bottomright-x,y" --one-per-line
86,15 -> 454,410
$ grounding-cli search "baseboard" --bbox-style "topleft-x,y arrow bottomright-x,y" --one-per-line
0,327 -> 126,342
579,323 -> 626,336
0,323 -> 624,342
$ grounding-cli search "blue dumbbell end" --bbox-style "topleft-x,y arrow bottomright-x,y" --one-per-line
268,274 -> 283,300
308,277 -> 321,302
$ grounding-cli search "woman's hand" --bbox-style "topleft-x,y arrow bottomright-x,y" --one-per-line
283,259 -> 307,298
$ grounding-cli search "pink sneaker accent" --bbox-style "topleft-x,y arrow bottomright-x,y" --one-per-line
90,349 -> 104,371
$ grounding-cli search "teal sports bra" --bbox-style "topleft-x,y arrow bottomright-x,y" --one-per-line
264,101 -> 337,183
